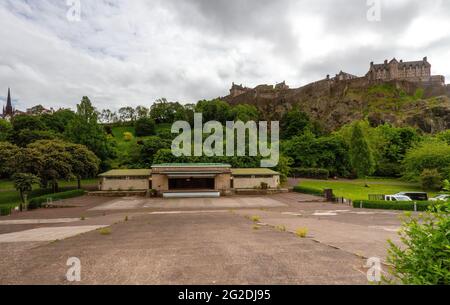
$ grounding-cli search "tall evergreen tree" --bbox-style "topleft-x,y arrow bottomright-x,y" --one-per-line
349,122 -> 375,178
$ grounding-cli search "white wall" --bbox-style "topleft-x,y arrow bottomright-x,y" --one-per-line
233,176 -> 280,189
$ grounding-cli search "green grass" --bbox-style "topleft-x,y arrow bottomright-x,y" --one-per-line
0,179 -> 97,209
297,178 -> 432,201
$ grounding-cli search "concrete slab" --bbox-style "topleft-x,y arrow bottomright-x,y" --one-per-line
144,196 -> 287,209
89,197 -> 146,211
0,226 -> 107,243
0,218 -> 81,225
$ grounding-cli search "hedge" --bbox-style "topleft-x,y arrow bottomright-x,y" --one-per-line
352,200 -> 435,211
28,189 -> 86,210
293,185 -> 324,197
0,207 -> 12,216
291,168 -> 330,180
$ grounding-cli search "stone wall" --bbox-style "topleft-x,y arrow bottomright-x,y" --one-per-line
233,175 -> 280,189
100,177 -> 150,191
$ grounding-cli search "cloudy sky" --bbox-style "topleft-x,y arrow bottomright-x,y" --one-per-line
0,0 -> 449,111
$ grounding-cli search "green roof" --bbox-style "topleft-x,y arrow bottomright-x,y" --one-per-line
232,168 -> 279,176
99,169 -> 152,177
152,163 -> 231,168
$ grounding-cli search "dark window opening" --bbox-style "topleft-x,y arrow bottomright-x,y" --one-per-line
169,178 -> 215,190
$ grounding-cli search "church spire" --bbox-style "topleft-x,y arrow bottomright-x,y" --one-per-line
3,88 -> 13,117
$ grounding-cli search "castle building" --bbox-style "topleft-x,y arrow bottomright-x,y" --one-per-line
1,88 -> 15,120
367,57 -> 445,85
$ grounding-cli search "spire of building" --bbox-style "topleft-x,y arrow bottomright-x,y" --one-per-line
3,88 -> 13,118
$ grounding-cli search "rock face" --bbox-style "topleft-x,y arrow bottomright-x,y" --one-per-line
223,78 -> 450,133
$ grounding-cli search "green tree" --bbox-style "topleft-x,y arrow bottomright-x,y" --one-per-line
135,117 -> 156,137
402,140 -> 450,181
28,140 -> 74,192
195,99 -> 232,124
0,119 -> 12,141
139,137 -> 173,166
420,169 -> 443,191
65,143 -> 100,189
280,107 -> 313,139
0,142 -> 19,177
231,104 -> 260,122
349,122 -> 375,178
65,97 -> 116,169
150,98 -> 186,123
41,109 -> 77,133
12,173 -> 41,210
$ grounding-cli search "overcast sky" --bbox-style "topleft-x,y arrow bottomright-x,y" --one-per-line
0,0 -> 449,111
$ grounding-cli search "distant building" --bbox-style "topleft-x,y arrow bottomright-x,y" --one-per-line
1,88 -> 15,121
367,57 -> 445,85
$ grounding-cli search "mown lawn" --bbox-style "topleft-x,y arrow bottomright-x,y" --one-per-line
0,179 -> 98,209
297,178 -> 433,201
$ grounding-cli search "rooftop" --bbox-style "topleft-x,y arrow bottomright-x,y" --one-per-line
99,169 -> 152,177
231,168 -> 280,176
152,163 -> 231,168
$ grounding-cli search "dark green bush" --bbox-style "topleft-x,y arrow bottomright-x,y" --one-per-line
28,189 -> 86,210
353,200 -> 434,211
291,168 -> 330,180
420,169 -> 443,191
293,185 -> 324,196
0,207 -> 12,216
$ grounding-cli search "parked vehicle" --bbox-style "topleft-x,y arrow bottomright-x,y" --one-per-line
429,194 -> 450,202
395,192 -> 428,201
385,195 -> 412,202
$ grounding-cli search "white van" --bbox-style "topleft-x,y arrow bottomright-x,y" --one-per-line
385,195 -> 412,202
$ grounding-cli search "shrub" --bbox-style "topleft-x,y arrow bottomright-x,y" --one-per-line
28,189 -> 86,210
291,168 -> 330,180
0,207 -> 12,216
250,216 -> 261,223
123,132 -> 133,142
295,228 -> 308,238
293,185 -> 324,197
135,117 -> 156,137
353,200 -> 434,211
99,227 -> 111,235
386,203 -> 450,284
420,169 -> 443,191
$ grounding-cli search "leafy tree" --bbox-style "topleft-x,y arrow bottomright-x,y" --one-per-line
135,106 -> 149,119
0,119 -> 12,141
420,169 -> 443,191
280,107 -> 313,139
65,143 -> 100,189
0,142 -> 19,177
14,129 -> 59,147
10,114 -> 45,132
41,109 -> 77,133
152,148 -> 182,164
349,122 -> 375,178
118,107 -> 136,123
195,99 -> 232,124
231,104 -> 260,122
65,97 -> 116,169
150,98 -> 186,123
386,203 -> 450,285
28,140 -> 74,192
12,173 -> 41,210
139,136 -> 172,166
402,140 -> 450,181
135,117 -> 156,137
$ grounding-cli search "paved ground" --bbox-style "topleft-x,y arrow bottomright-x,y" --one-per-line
0,193 -> 406,284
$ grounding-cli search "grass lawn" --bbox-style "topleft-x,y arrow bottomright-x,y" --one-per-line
0,179 -> 98,209
297,178 -> 434,201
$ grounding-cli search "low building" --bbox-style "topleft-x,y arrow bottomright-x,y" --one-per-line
98,163 -> 281,196
99,169 -> 152,191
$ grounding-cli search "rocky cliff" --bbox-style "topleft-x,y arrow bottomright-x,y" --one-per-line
223,78 -> 450,133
